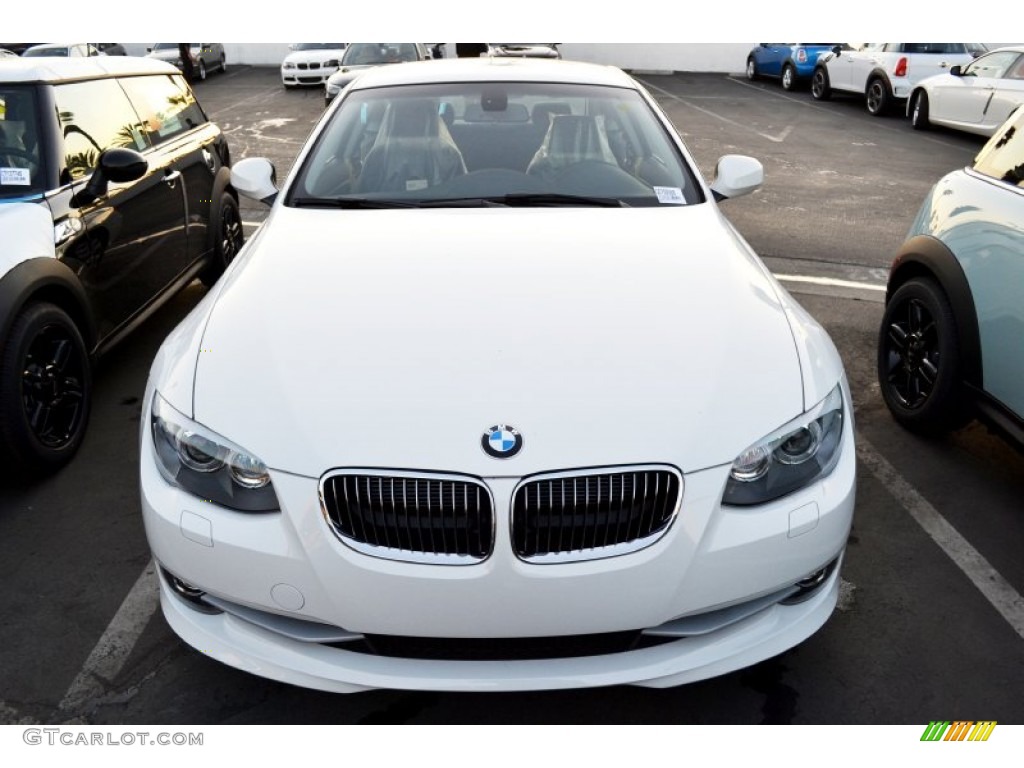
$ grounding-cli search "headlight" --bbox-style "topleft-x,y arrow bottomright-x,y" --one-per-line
722,384 -> 845,506
325,59 -> 339,68
283,62 -> 296,70
151,393 -> 279,512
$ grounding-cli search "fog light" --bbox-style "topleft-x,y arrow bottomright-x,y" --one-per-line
161,567 -> 220,614
782,558 -> 839,604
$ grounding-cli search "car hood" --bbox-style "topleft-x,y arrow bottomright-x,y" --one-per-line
284,49 -> 345,65
192,206 -> 804,477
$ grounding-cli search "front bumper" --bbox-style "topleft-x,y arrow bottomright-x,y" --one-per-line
281,66 -> 337,86
158,558 -> 843,693
141,388 -> 856,692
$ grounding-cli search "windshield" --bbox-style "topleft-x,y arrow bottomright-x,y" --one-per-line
341,44 -> 420,66
24,46 -> 67,57
290,81 -> 702,208
0,85 -> 45,198
293,43 -> 346,51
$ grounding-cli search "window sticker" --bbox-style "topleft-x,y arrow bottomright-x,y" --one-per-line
406,179 -> 428,191
1,167 -> 31,186
653,186 -> 685,205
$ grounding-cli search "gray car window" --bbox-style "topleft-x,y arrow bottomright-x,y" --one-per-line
54,79 -> 148,181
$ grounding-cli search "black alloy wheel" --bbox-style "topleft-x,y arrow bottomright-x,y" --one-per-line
0,302 -> 91,477
200,192 -> 244,287
877,277 -> 968,434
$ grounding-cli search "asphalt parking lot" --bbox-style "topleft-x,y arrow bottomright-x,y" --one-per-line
1,65 -> 1023,725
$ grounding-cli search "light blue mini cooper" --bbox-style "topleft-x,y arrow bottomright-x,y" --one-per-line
878,107 -> 1024,447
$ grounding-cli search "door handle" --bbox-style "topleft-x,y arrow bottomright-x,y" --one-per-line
163,169 -> 181,188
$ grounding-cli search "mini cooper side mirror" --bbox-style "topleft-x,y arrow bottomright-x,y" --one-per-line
231,157 -> 278,205
74,147 -> 148,206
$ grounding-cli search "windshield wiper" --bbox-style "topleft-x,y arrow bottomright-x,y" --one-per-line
290,197 -> 419,209
499,193 -> 628,208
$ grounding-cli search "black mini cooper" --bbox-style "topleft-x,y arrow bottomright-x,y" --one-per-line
0,56 -> 242,477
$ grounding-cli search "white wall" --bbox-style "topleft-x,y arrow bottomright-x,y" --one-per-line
119,43 -> 757,73
559,44 -> 754,73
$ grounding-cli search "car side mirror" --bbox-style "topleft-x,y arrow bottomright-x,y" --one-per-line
147,47 -> 152,52
709,155 -> 763,201
950,64 -> 963,76
832,45 -> 843,55
231,157 -> 278,205
74,147 -> 147,206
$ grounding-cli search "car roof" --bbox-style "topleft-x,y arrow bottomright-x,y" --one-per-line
347,57 -> 638,91
0,55 -> 178,83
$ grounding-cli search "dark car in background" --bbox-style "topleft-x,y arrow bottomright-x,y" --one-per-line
147,43 -> 227,81
323,43 -> 429,106
0,56 -> 242,477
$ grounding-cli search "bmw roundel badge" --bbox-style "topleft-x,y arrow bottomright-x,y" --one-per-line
481,424 -> 523,459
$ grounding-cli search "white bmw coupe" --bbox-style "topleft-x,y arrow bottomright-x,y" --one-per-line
140,58 -> 857,693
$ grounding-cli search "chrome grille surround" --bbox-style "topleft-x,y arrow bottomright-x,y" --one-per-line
319,469 -> 496,565
510,465 -> 683,564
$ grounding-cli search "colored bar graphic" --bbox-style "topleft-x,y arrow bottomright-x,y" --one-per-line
921,721 -> 950,741
920,720 -> 996,742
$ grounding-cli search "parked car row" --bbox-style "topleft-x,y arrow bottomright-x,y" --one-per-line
750,43 -> 1024,138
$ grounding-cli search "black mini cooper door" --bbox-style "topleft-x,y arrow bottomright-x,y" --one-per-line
54,78 -> 190,342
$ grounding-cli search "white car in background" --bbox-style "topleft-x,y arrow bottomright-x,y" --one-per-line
21,43 -> 102,57
908,46 -> 1024,136
812,43 -> 988,116
141,58 -> 856,694
281,43 -> 347,88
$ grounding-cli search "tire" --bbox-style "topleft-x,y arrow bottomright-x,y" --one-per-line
197,59 -> 207,81
746,57 -> 759,81
910,90 -> 931,130
0,302 -> 91,478
866,77 -> 892,116
811,67 -> 831,100
781,64 -> 797,91
220,54 -> 227,73
199,192 -> 244,287
877,277 -> 969,434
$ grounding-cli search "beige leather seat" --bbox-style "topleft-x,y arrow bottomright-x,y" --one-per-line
526,114 -> 618,181
356,99 -> 466,194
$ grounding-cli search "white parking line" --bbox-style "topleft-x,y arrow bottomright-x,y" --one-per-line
637,77 -> 793,143
857,436 -> 1024,640
775,274 -> 885,292
57,560 -> 160,715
